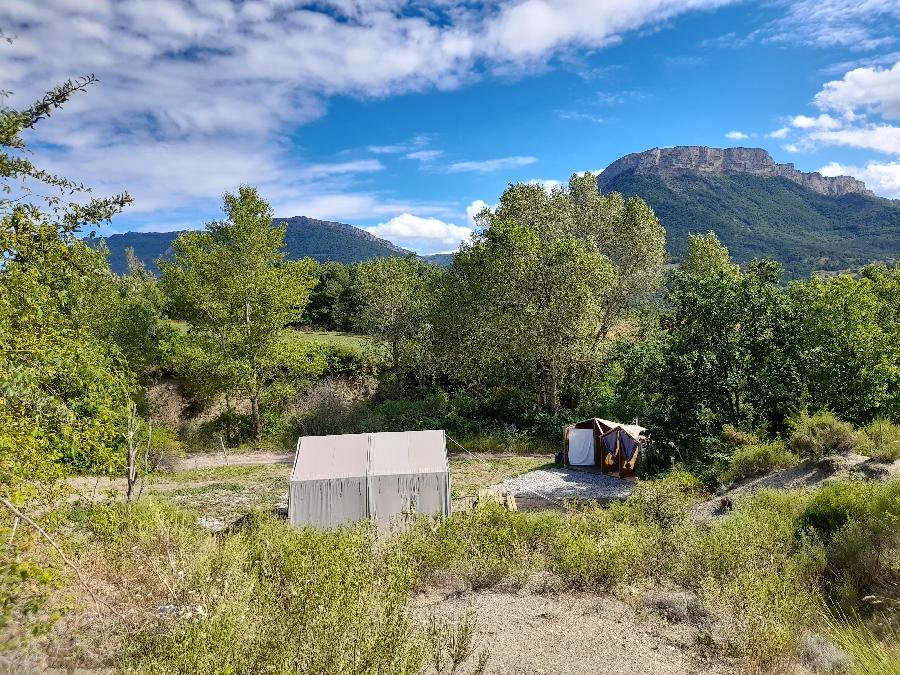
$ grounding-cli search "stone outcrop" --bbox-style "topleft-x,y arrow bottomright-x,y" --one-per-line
597,146 -> 873,198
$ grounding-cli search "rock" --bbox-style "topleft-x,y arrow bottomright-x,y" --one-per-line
598,146 -> 873,198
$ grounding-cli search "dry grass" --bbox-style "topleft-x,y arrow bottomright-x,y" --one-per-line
448,455 -> 553,498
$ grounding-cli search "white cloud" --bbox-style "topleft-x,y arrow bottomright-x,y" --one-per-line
768,127 -> 790,138
791,114 -> 841,130
762,0 -> 900,50
725,130 -> 748,140
808,125 -> 900,154
368,135 -> 431,154
784,143 -> 800,153
818,160 -> 900,198
447,156 -> 538,173
365,213 -> 473,254
0,0 -> 738,228
405,150 -> 444,162
814,62 -> 900,120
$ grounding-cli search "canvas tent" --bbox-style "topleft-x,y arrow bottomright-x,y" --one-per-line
563,418 -> 648,478
288,430 -> 451,528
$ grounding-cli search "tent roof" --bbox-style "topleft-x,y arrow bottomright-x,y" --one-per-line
567,418 -> 648,440
291,430 -> 448,482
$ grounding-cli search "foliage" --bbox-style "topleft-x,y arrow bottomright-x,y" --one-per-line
719,440 -> 799,484
791,265 -> 900,423
656,259 -> 803,458
161,186 -> 319,443
680,231 -> 740,278
437,175 -> 664,414
861,418 -> 900,460
788,410 -> 862,459
353,255 -> 436,378
305,261 -> 356,330
602,171 -> 900,278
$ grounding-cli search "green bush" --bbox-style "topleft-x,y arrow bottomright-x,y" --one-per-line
861,418 -> 900,460
788,411 -> 862,458
720,440 -> 799,484
800,480 -> 900,609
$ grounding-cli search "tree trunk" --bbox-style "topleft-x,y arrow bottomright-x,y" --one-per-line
251,393 -> 261,444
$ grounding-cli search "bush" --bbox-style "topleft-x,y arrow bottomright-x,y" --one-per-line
788,411 -> 862,458
860,418 -> 900,460
720,440 -> 799,484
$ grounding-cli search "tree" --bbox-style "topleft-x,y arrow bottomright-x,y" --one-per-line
436,175 -> 665,413
160,186 -> 318,443
305,261 -> 355,330
657,259 -> 804,456
790,265 -> 900,423
353,256 -> 435,378
680,232 -> 740,278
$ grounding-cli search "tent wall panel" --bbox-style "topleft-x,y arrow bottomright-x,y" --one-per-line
289,476 -> 367,528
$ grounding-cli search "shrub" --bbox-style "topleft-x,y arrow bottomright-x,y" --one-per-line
860,418 -> 900,460
720,424 -> 759,448
788,411 -> 862,458
720,440 -> 799,484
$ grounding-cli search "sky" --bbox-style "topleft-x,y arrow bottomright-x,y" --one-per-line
2,0 -> 900,255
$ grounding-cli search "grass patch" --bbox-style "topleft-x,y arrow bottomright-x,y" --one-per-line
286,329 -> 371,350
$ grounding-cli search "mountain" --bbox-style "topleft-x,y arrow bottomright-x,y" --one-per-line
597,146 -> 900,278
97,216 -> 435,274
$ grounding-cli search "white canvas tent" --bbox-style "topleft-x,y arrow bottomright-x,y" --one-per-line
288,430 -> 451,528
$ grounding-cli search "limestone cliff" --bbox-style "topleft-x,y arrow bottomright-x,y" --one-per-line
598,146 -> 873,198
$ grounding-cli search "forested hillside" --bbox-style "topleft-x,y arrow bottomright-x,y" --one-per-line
601,169 -> 900,278
99,215 -> 417,274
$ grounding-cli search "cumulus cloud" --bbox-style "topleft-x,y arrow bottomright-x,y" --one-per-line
818,160 -> 900,198
725,130 -> 749,139
783,61 -> 900,164
0,0 -> 739,229
465,199 -> 491,227
527,178 -> 563,191
365,213 -> 473,254
814,62 -> 900,120
447,156 -> 538,173
791,114 -> 841,130
768,127 -> 790,139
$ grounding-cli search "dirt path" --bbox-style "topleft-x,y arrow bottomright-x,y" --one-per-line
413,587 -> 734,675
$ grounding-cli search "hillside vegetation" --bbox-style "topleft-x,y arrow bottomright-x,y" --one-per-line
602,171 -> 900,277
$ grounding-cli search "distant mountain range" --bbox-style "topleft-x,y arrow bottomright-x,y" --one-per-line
597,146 -> 900,278
99,146 -> 900,279
97,216 -> 451,275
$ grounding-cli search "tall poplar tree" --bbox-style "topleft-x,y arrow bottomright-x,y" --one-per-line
161,186 -> 318,442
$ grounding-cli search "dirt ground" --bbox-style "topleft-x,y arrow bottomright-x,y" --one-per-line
412,584 -> 735,675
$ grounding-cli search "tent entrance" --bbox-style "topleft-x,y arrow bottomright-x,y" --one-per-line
567,428 -> 595,466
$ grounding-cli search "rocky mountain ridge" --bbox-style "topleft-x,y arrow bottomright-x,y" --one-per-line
598,146 -> 872,198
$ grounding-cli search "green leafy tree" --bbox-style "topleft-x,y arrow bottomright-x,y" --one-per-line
437,175 -> 664,413
353,256 -> 436,377
160,186 -> 318,443
790,264 -> 900,422
680,231 -> 740,278
657,259 -> 804,457
306,261 -> 355,330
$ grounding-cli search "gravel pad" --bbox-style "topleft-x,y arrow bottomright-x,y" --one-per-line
494,467 -> 634,502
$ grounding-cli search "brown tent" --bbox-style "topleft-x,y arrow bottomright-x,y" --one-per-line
562,418 -> 647,479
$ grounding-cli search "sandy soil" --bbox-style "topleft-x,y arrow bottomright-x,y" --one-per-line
412,585 -> 735,675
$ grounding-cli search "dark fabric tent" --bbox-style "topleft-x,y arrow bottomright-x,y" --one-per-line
563,418 -> 647,478
288,430 -> 451,528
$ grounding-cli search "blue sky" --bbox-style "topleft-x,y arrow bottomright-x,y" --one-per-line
3,1 -> 900,254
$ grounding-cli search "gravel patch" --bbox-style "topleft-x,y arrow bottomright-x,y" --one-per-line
493,467 -> 634,502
